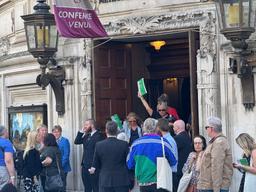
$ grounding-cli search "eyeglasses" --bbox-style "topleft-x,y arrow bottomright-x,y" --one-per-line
205,126 -> 211,130
194,142 -> 202,145
158,109 -> 166,112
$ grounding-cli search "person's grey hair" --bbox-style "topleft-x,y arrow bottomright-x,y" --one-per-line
106,121 -> 118,136
157,93 -> 168,103
117,132 -> 128,142
207,116 -> 222,133
37,124 -> 47,132
157,102 -> 167,110
143,118 -> 158,133
0,125 -> 6,136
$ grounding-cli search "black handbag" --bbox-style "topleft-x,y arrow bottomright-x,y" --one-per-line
45,155 -> 63,191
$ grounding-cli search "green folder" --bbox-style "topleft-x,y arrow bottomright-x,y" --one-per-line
239,158 -> 249,166
111,114 -> 122,129
137,78 -> 147,96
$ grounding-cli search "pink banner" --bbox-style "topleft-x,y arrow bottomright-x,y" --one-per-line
53,0 -> 107,38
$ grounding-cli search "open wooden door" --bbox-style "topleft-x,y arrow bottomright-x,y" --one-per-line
189,30 -> 199,136
93,43 -> 132,129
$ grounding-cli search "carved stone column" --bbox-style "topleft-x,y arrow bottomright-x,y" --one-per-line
197,12 -> 220,135
79,39 -> 93,122
0,37 -> 10,57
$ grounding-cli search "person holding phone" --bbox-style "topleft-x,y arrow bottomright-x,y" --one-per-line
233,133 -> 256,192
74,119 -> 105,192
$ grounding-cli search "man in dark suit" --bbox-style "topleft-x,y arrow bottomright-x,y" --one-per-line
74,119 -> 105,192
89,121 -> 130,192
173,119 -> 192,188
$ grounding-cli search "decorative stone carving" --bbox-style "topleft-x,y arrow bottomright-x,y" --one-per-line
196,11 -> 219,134
0,51 -> 29,62
198,12 -> 216,59
79,39 -> 92,95
90,0 -> 100,12
104,9 -> 214,36
0,37 -> 10,57
0,0 -> 11,7
11,9 -> 15,33
79,39 -> 93,119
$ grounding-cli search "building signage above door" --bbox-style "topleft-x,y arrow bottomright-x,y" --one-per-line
53,0 -> 107,38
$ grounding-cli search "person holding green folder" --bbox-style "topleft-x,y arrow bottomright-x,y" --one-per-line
138,92 -> 170,120
233,133 -> 256,192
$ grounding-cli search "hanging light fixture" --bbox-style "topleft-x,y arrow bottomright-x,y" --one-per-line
150,40 -> 166,51
215,0 -> 256,110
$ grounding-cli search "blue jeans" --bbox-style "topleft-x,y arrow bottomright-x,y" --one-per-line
198,190 -> 229,192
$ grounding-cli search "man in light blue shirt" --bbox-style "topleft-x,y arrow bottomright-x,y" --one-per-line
157,118 -> 178,192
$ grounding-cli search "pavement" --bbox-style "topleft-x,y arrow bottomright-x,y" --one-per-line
16,178 -> 140,192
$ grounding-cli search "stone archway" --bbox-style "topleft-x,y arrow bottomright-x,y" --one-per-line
83,7 -> 220,133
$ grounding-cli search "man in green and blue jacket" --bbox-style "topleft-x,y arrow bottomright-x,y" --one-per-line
127,118 -> 177,192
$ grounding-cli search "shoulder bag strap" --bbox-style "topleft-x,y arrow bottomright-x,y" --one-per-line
45,154 -> 61,176
188,154 -> 196,172
161,137 -> 165,158
209,135 -> 225,144
55,154 -> 61,174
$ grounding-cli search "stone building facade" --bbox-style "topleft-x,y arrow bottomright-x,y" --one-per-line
0,0 -> 255,191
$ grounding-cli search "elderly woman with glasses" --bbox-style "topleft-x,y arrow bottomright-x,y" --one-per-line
180,135 -> 206,192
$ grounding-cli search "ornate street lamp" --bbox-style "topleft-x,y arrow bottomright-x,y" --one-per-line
215,0 -> 256,110
21,0 -> 65,115
216,0 -> 255,50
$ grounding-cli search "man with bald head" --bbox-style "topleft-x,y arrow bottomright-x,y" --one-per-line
173,119 -> 192,187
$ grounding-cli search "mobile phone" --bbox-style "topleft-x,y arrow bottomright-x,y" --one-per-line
239,158 -> 249,166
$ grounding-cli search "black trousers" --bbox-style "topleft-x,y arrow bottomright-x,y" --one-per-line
140,184 -> 169,192
82,166 -> 99,192
99,186 -> 129,192
172,172 -> 178,192
61,172 -> 68,192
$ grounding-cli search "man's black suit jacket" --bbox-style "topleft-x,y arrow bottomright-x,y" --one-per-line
93,137 -> 130,187
174,131 -> 192,178
74,131 -> 105,168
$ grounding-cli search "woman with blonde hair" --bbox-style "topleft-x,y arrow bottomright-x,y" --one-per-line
233,133 -> 256,192
23,131 -> 42,192
122,112 -> 142,146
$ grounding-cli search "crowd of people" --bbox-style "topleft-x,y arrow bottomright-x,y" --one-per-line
0,93 -> 255,192
0,124 -> 71,192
